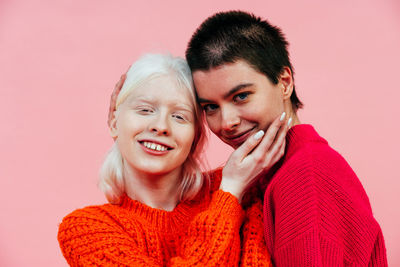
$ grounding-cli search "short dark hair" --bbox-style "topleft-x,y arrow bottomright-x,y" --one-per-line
186,10 -> 303,110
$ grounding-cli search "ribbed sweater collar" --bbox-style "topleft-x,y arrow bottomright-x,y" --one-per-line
285,124 -> 327,158
258,124 -> 326,189
118,193 -> 204,232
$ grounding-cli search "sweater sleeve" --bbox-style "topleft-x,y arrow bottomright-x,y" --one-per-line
240,198 -> 272,267
58,190 -> 246,267
368,229 -> 388,267
169,190 -> 245,266
58,206 -> 161,266
264,165 -> 388,267
265,167 -> 326,267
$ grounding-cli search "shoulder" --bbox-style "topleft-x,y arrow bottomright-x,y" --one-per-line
266,132 -> 373,211
57,203 -> 150,266
58,203 -> 129,234
60,203 -> 115,220
275,136 -> 360,189
57,202 -> 144,251
265,135 -> 375,225
273,151 -> 367,202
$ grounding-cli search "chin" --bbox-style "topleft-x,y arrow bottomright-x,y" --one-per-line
134,163 -> 167,174
144,167 -> 173,175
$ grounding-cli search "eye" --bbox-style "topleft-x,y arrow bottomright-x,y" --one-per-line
202,103 -> 219,114
233,92 -> 250,103
136,106 -> 154,114
172,114 -> 185,121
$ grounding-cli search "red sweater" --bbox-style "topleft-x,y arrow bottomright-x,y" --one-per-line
58,170 -> 272,266
262,124 -> 387,266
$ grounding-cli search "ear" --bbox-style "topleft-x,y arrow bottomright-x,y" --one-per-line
109,111 -> 118,140
279,66 -> 294,100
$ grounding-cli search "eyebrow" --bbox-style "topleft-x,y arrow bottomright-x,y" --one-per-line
197,83 -> 253,103
134,97 -> 194,113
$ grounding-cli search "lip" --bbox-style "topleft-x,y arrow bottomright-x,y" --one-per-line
222,127 -> 256,147
138,139 -> 174,156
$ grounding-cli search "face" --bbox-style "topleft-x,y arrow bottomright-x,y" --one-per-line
113,76 -> 195,176
193,60 -> 286,149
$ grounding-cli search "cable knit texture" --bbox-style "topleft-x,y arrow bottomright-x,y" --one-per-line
58,170 -> 272,266
262,124 -> 387,267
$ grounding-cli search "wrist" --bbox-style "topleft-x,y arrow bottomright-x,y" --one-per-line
219,180 -> 244,203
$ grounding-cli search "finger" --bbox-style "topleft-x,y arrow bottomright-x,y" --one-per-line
107,74 -> 126,126
251,112 -> 286,158
268,138 -> 286,167
262,117 -> 289,165
268,116 -> 290,153
232,129 -> 265,162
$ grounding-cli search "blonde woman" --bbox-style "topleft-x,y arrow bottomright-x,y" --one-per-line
58,53 -> 288,266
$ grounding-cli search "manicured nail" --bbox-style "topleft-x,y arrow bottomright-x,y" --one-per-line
280,112 -> 286,121
287,117 -> 292,127
254,130 -> 265,140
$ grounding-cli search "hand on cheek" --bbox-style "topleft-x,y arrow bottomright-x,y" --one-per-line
220,112 -> 291,203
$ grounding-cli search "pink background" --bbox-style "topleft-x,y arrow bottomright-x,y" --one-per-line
1,0 -> 399,266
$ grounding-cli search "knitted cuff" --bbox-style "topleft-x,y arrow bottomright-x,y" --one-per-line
210,190 -> 245,221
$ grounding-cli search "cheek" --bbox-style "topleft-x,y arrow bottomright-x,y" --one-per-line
179,126 -> 196,153
115,119 -> 129,139
249,95 -> 282,120
116,115 -> 145,141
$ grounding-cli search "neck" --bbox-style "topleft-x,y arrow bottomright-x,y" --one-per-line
123,161 -> 182,211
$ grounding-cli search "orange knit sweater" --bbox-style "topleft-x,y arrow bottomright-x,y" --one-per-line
58,169 -> 272,266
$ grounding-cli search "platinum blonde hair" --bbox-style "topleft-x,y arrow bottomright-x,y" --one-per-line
99,53 -> 208,204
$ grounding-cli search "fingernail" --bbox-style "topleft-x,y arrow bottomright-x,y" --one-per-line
287,117 -> 292,127
254,130 -> 265,140
280,112 -> 286,121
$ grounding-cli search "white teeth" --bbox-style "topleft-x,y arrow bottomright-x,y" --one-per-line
142,142 -> 168,151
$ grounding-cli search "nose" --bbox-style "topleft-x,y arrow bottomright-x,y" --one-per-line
220,105 -> 240,131
149,113 -> 170,135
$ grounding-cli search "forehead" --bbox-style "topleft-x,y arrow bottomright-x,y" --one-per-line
127,76 -> 194,107
192,60 -> 268,97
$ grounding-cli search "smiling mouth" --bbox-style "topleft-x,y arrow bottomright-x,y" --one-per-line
222,127 -> 257,147
139,141 -> 173,152
225,127 -> 256,141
